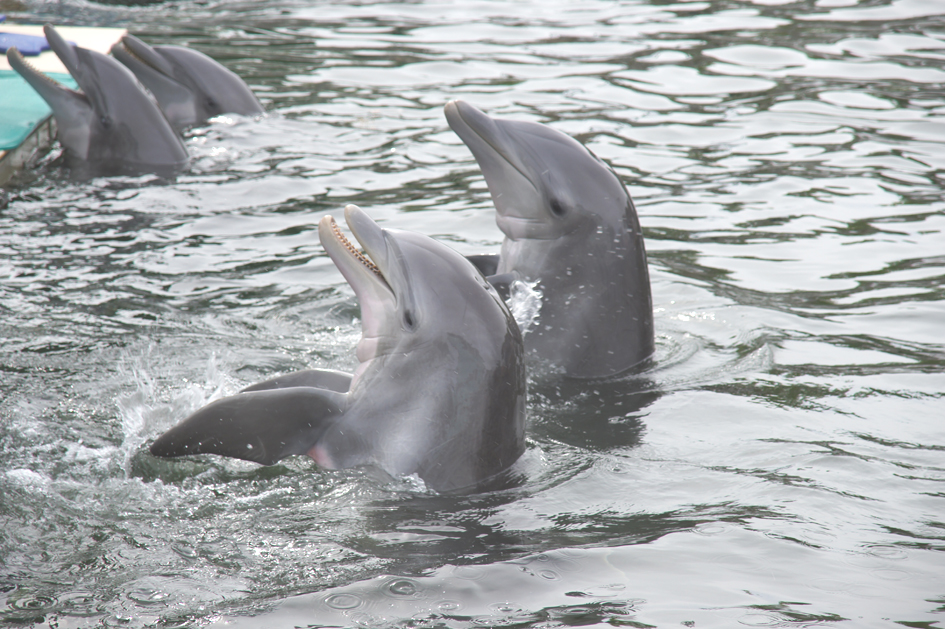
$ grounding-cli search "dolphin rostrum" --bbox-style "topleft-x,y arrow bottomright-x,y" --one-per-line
6,24 -> 189,176
445,100 -> 654,379
111,34 -> 264,132
149,205 -> 526,493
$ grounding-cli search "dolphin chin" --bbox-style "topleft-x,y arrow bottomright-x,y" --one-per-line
111,34 -> 264,132
445,100 -> 655,379
6,24 -> 188,177
149,205 -> 526,493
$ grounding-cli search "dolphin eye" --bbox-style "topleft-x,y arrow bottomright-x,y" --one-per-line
403,310 -> 417,331
100,115 -> 112,129
549,198 -> 566,217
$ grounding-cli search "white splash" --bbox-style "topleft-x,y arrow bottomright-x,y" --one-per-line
115,355 -> 234,477
508,280 -> 542,337
5,468 -> 50,488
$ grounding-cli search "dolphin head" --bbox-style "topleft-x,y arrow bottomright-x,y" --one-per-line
7,25 -> 188,175
445,99 -> 633,241
319,205 -> 515,386
315,205 -> 526,489
111,34 -> 263,130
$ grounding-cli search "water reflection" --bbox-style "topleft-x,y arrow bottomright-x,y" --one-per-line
529,375 -> 657,451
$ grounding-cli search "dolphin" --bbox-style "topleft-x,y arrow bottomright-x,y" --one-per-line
444,100 -> 654,379
110,33 -> 264,132
6,24 -> 188,176
149,205 -> 527,493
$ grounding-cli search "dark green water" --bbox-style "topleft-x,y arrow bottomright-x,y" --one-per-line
1,0 -> 943,627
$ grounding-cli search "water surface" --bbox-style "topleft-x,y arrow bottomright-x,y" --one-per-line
1,0 -> 943,627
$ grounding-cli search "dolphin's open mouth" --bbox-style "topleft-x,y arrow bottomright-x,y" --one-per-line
319,210 -> 393,296
112,34 -> 175,78
318,205 -> 398,368
326,217 -> 384,282
6,48 -> 63,88
6,25 -> 90,113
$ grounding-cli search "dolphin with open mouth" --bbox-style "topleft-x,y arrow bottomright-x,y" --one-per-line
6,24 -> 189,176
149,205 -> 526,493
111,33 -> 264,132
445,100 -> 654,379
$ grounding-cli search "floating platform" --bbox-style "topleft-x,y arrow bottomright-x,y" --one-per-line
0,24 -> 126,185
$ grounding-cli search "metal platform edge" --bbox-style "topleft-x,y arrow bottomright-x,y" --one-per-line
0,114 -> 57,186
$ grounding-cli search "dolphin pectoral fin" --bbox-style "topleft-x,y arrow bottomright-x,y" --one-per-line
240,369 -> 352,394
486,273 -> 516,301
465,254 -> 501,277
149,387 -> 347,465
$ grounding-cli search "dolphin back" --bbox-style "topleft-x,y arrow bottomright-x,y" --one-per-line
150,387 -> 347,465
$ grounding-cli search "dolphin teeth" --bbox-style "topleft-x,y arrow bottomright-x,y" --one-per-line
9,48 -> 66,89
116,42 -> 148,67
115,39 -> 170,75
329,216 -> 384,279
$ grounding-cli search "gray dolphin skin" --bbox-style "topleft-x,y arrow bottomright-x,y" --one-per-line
444,100 -> 654,379
149,205 -> 527,493
111,34 -> 264,132
5,25 -> 188,176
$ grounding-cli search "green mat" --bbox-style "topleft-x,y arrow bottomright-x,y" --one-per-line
0,69 -> 78,150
